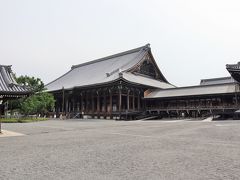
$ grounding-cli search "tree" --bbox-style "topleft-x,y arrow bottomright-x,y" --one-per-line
12,75 -> 55,116
15,75 -> 45,93
20,92 -> 55,116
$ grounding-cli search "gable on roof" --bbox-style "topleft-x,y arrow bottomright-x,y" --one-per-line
45,44 -> 173,92
126,48 -> 169,83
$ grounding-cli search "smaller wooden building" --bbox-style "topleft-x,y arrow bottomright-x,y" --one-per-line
0,65 -> 30,117
145,77 -> 239,118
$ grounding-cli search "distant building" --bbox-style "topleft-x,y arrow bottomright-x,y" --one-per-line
145,76 -> 238,118
0,65 -> 30,116
226,62 -> 240,82
45,44 -> 240,119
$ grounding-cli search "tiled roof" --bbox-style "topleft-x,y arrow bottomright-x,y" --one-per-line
45,44 -> 173,91
145,83 -> 237,99
200,77 -> 235,86
0,65 -> 30,95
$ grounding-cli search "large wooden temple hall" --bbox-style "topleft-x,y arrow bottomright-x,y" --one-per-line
46,44 -> 240,119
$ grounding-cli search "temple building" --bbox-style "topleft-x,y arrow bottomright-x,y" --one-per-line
226,62 -> 240,83
46,44 -> 240,120
46,44 -> 174,119
145,77 -> 239,118
0,65 -> 30,117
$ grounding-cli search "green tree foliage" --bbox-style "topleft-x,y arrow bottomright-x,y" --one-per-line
16,75 -> 45,93
20,92 -> 55,116
12,75 -> 55,116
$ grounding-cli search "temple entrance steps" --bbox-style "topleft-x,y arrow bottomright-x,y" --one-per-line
72,113 -> 81,119
202,116 -> 213,122
138,116 -> 159,121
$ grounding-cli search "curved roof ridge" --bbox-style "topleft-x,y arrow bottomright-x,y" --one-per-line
0,65 -> 12,68
0,65 -> 31,93
154,82 -> 235,92
71,44 -> 150,70
201,76 -> 232,81
146,82 -> 236,99
45,69 -> 73,87
106,46 -> 149,77
45,44 -> 150,88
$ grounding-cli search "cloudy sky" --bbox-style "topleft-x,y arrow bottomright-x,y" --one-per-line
0,0 -> 240,86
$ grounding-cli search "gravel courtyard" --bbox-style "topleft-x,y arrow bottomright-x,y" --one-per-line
0,119 -> 240,180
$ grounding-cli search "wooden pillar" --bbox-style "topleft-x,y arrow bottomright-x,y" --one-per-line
137,91 -> 140,111
118,87 -> 122,119
109,89 -> 113,119
80,92 -> 84,113
58,104 -> 61,114
132,91 -> 135,111
97,91 -> 100,118
68,100 -> 71,113
77,102 -> 80,112
91,91 -> 94,114
72,97 -> 75,112
103,91 -> 107,118
127,89 -> 130,111
86,92 -> 89,113
65,96 -> 69,114
62,89 -> 65,113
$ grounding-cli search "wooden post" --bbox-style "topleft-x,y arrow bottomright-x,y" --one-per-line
127,89 -> 130,111
132,91 -> 135,111
235,82 -> 238,108
62,87 -> 65,113
80,92 -> 83,113
137,91 -> 140,111
68,98 -> 71,113
109,89 -> 113,119
118,87 -> 122,119
65,97 -> 69,114
72,98 -> 75,112
77,102 -> 80,112
91,91 -> 94,114
97,91 -> 100,118
86,91 -> 89,113
57,101 -> 60,114
104,91 -> 107,118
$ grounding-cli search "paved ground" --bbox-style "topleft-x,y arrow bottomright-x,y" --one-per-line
0,130 -> 25,138
0,119 -> 240,180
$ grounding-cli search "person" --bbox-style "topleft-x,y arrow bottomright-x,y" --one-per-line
182,112 -> 185,118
